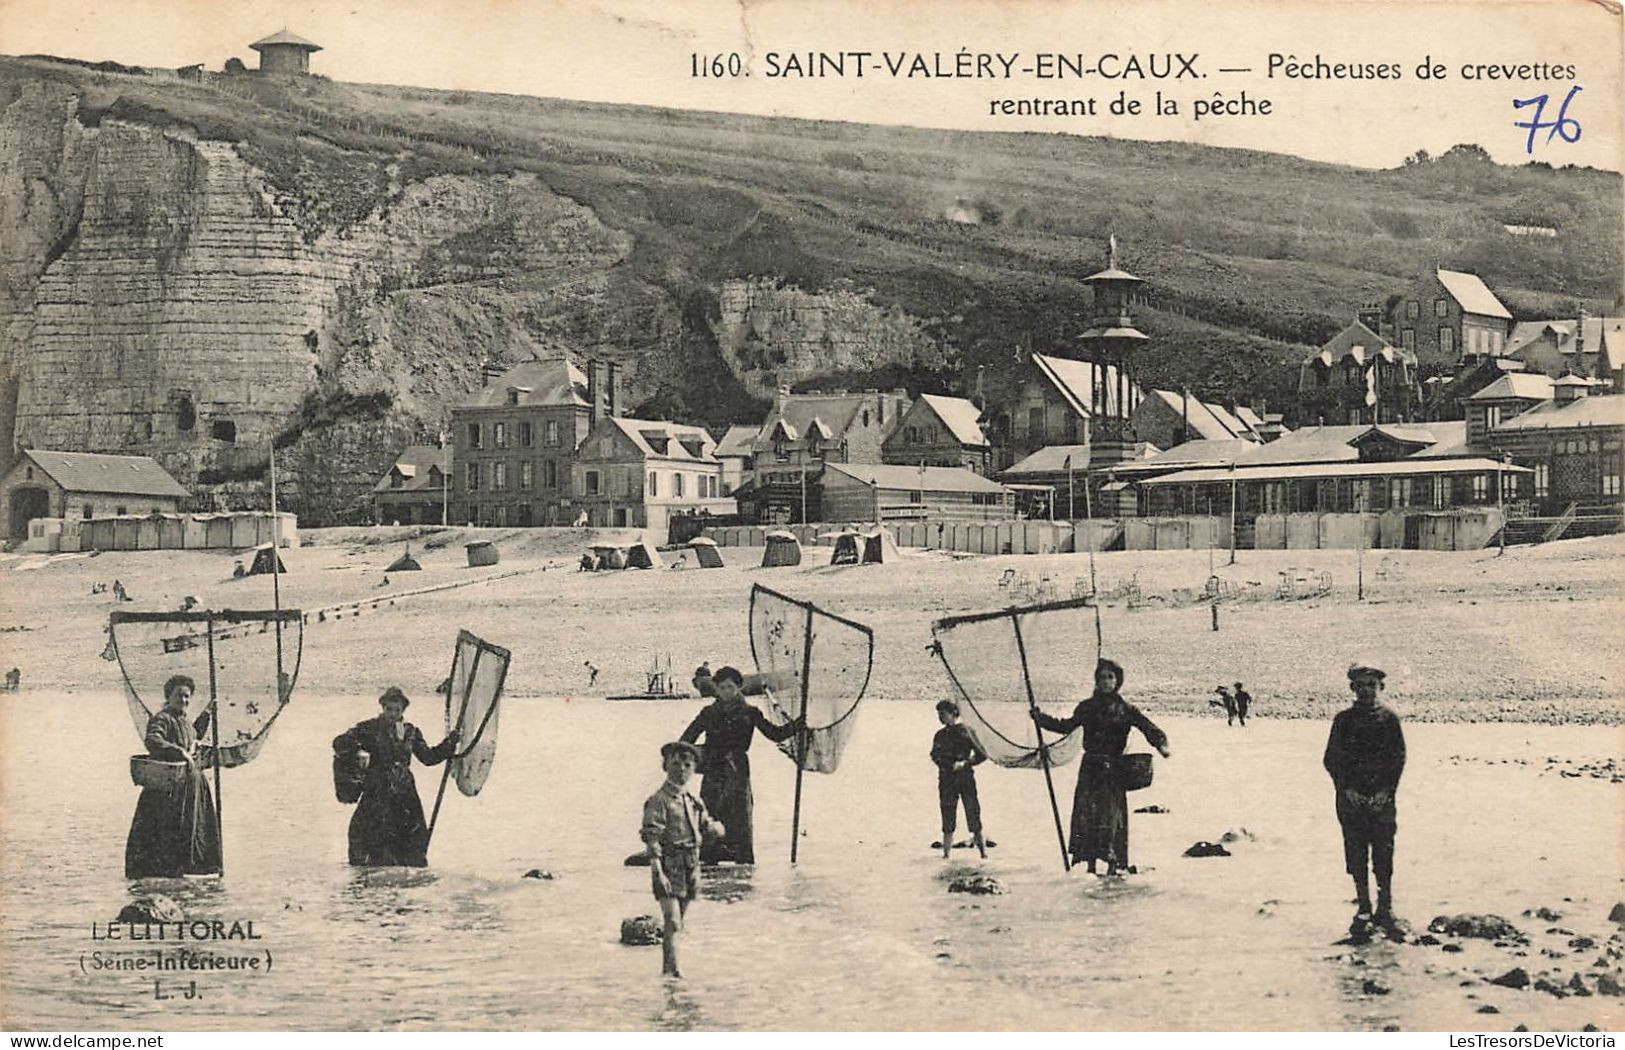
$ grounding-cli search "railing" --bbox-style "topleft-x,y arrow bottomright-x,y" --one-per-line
1542,503 -> 1579,543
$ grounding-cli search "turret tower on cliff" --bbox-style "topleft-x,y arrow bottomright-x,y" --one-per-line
249,30 -> 322,76
1078,234 -> 1147,445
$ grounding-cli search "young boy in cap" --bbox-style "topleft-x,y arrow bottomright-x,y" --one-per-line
641,740 -> 724,978
1323,664 -> 1407,937
931,699 -> 989,859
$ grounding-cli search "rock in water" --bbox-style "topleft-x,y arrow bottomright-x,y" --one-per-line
1361,978 -> 1390,996
522,869 -> 554,880
1134,805 -> 1170,814
1219,828 -> 1256,843
116,895 -> 183,924
1489,968 -> 1530,989
948,874 -> 1004,896
1183,841 -> 1231,858
620,916 -> 662,946
1428,914 -> 1525,942
1609,902 -> 1625,924
1523,906 -> 1563,921
1596,972 -> 1622,997
1477,1005 -> 1500,1014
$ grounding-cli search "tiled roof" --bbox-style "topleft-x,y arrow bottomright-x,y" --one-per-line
1468,373 -> 1555,401
713,424 -> 759,459
250,29 -> 321,50
373,445 -> 448,493
826,462 -> 1008,494
1436,270 -> 1512,320
1033,353 -> 1139,419
20,450 -> 189,498
1144,457 -> 1530,487
458,358 -> 589,409
1116,438 -> 1255,474
917,394 -> 989,447
1492,394 -> 1625,431
606,417 -> 716,461
1002,445 -> 1093,475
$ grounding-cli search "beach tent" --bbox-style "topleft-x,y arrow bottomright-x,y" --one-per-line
589,543 -> 626,570
687,537 -> 724,568
385,544 -> 422,572
824,530 -> 863,566
761,530 -> 802,568
465,541 -> 500,567
246,542 -> 287,575
860,526 -> 903,564
624,538 -> 663,570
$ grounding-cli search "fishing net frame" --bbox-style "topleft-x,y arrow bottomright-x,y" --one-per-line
110,608 -> 304,768
441,628 -> 512,797
747,583 -> 874,772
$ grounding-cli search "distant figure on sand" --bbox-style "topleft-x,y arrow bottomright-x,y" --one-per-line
1233,682 -> 1252,726
331,687 -> 459,867
112,580 -> 128,602
678,666 -> 803,864
691,662 -> 714,698
126,675 -> 221,879
1211,686 -> 1236,725
1032,659 -> 1171,875
585,661 -> 600,687
578,553 -> 594,572
931,699 -> 988,859
641,740 -> 724,978
3,668 -> 18,691
1324,664 -> 1406,935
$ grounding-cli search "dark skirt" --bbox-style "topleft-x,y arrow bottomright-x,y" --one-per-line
348,769 -> 431,867
698,749 -> 754,864
1067,755 -> 1129,867
126,768 -> 221,879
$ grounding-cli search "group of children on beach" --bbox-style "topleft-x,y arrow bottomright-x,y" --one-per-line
640,659 -> 1406,977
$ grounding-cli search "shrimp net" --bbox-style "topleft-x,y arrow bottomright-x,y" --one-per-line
747,584 -> 873,773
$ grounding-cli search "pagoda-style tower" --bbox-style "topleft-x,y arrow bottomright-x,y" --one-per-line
1078,234 -> 1147,448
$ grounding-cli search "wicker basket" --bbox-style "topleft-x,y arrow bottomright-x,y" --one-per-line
129,755 -> 189,790
1116,752 -> 1154,792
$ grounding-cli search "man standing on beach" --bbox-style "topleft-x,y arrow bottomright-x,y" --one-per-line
1323,664 -> 1406,936
1233,682 -> 1251,726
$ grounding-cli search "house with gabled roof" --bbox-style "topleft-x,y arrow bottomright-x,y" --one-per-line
571,417 -> 734,536
712,424 -> 758,496
1133,388 -> 1263,449
1388,268 -> 1512,367
2,449 -> 189,541
1505,315 -> 1625,386
1297,320 -> 1421,426
744,387 -> 910,523
822,462 -> 1013,522
998,352 -> 1140,471
373,445 -> 448,526
882,393 -> 991,475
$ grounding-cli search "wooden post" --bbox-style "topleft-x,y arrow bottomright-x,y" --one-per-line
205,614 -> 223,873
1013,615 -> 1069,872
789,611 -> 814,865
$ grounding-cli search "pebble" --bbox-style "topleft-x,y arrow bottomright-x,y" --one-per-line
948,874 -> 1004,896
1133,805 -> 1170,814
1609,902 -> 1625,924
116,895 -> 183,924
1183,841 -> 1231,858
1477,1005 -> 1500,1014
1430,914 -> 1524,942
1524,907 -> 1564,921
1489,967 -> 1530,989
1442,943 -> 1464,953
619,915 -> 662,946
1361,978 -> 1390,996
521,869 -> 554,880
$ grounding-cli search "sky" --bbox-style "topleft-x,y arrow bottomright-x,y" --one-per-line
1,0 -> 1621,171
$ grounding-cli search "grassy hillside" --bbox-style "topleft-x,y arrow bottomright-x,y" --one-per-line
6,54 -> 1621,429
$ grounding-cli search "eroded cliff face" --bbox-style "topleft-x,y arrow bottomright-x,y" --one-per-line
0,82 -> 649,523
712,278 -> 947,400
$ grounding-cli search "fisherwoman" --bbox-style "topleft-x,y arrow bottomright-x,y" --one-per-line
678,666 -> 802,864
126,674 -> 222,879
1032,658 -> 1171,876
332,687 -> 459,867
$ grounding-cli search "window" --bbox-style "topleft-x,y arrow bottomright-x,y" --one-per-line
466,464 -> 480,492
1440,328 -> 1454,357
1435,298 -> 1448,317
1028,406 -> 1044,438
494,422 -> 507,449
1604,465 -> 1621,497
544,460 -> 558,489
1485,405 -> 1502,430
211,419 -> 236,443
545,420 -> 560,446
909,490 -> 923,504
1351,479 -> 1372,511
492,463 -> 507,490
1401,329 -> 1416,351
1315,366 -> 1328,388
1261,483 -> 1285,513
520,422 -> 533,447
585,471 -> 600,495
1534,463 -> 1550,498
468,423 -> 482,449
862,410 -> 871,427
116,506 -> 128,516
1406,300 -> 1420,320
520,462 -> 533,490
177,395 -> 195,432
507,389 -> 520,406
83,504 -> 93,519
774,438 -> 789,462
1433,475 -> 1451,508
1471,474 -> 1488,501
1388,477 -> 1411,507
674,473 -> 685,498
1347,408 -> 1363,425
648,472 -> 659,497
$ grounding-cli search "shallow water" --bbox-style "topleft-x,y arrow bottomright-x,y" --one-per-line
1,693 -> 1621,1031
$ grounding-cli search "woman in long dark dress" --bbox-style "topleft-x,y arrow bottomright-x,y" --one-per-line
678,666 -> 801,864
332,687 -> 458,867
1032,658 -> 1171,875
126,674 -> 222,879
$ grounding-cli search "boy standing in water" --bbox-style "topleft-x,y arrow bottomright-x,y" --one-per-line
1323,664 -> 1406,937
642,741 -> 724,978
931,700 -> 989,859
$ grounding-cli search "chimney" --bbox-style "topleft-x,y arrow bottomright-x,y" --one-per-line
605,360 -> 619,420
1357,302 -> 1383,334
1576,308 -> 1589,373
1554,373 -> 1589,404
586,358 -> 598,429
776,384 -> 791,413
